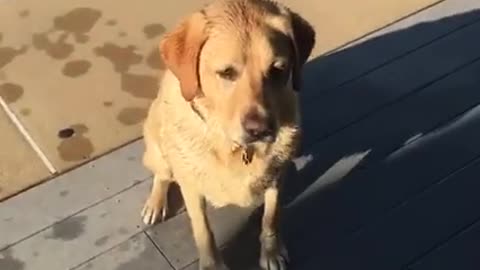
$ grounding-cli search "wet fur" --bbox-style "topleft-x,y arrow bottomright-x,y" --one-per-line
141,0 -> 315,269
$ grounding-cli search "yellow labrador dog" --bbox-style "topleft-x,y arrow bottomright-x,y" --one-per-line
141,0 -> 315,269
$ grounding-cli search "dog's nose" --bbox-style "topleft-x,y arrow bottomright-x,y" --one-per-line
242,111 -> 272,142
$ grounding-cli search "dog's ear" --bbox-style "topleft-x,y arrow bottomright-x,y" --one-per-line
160,12 -> 208,101
288,10 -> 315,91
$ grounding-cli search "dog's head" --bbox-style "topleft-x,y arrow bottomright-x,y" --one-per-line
160,0 -> 315,147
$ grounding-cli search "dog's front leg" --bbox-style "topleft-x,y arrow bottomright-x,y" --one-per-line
182,187 -> 228,270
259,186 -> 288,270
142,175 -> 171,225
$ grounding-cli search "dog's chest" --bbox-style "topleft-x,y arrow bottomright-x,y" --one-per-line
169,142 -> 270,208
202,162 -> 266,208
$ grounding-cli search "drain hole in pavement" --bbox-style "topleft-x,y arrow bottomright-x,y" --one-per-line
58,128 -> 75,138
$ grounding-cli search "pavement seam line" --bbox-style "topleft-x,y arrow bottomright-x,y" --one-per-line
68,231 -> 145,270
321,0 -> 445,57
0,175 -> 151,252
0,96 -> 57,174
144,231 -> 177,269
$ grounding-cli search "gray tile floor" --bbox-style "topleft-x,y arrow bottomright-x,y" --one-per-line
0,140 -> 254,270
3,1 -> 480,269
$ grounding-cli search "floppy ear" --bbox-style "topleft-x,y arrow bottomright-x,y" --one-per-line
160,12 -> 208,101
288,10 -> 315,91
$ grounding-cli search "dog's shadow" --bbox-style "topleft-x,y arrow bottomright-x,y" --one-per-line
217,7 -> 480,270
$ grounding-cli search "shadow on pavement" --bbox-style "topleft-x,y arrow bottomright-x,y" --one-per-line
221,8 -> 480,270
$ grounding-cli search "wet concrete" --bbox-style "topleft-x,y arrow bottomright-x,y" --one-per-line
0,83 -> 24,104
0,249 -> 25,270
94,236 -> 109,247
53,8 -> 102,43
117,241 -> 131,252
32,32 -> 74,60
19,108 -> 31,116
118,227 -> 129,235
120,73 -> 158,99
117,107 -> 148,125
143,23 -> 165,39
46,215 -> 88,241
0,45 -> 28,69
146,47 -> 164,70
94,43 -> 142,73
57,124 -> 94,161
115,238 -> 159,270
18,10 -> 30,18
62,60 -> 91,77
58,128 -> 75,138
105,19 -> 117,26
103,101 -> 113,107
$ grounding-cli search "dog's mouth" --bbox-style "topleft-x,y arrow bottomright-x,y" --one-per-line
232,140 -> 247,151
231,131 -> 276,164
231,141 -> 256,165
247,133 -> 275,144
233,133 -> 276,149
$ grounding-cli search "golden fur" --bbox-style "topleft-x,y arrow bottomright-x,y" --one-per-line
141,0 -> 315,269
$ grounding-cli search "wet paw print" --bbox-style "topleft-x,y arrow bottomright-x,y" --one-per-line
56,124 -> 94,161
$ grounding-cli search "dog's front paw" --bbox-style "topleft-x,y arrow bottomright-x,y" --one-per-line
141,196 -> 168,225
260,252 -> 288,270
259,235 -> 289,270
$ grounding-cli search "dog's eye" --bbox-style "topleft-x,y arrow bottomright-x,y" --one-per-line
273,61 -> 287,71
268,61 -> 288,79
217,66 -> 238,81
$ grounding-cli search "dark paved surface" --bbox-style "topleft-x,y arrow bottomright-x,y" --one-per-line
277,2 -> 480,269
